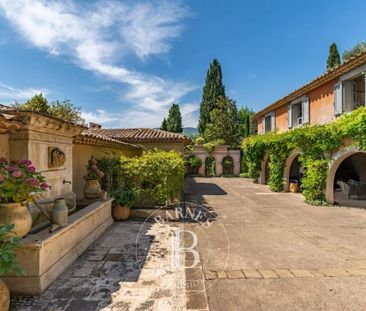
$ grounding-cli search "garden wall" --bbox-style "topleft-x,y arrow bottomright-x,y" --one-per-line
0,134 -> 8,159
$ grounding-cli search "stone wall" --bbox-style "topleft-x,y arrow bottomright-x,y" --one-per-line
193,145 -> 241,177
0,133 -> 9,159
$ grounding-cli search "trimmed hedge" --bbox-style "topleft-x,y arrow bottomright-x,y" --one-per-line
120,149 -> 184,206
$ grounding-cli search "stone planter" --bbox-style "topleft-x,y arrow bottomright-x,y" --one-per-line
112,205 -> 130,220
0,202 -> 32,237
0,279 -> 10,311
83,179 -> 101,199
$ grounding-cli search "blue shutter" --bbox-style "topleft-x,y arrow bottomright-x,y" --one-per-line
262,117 -> 265,133
334,82 -> 343,115
302,96 -> 310,124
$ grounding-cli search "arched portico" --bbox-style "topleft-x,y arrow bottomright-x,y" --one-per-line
283,150 -> 302,192
326,147 -> 366,205
259,154 -> 270,185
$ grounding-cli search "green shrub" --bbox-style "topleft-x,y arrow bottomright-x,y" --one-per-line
203,139 -> 225,153
112,188 -> 138,207
195,137 -> 205,145
0,224 -> 25,276
97,156 -> 124,194
242,107 -> 366,203
120,149 -> 184,206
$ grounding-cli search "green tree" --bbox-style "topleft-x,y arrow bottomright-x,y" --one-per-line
48,99 -> 85,124
238,106 -> 255,138
198,59 -> 225,135
327,43 -> 341,70
18,93 -> 49,113
204,96 -> 240,148
342,42 -> 366,62
12,94 -> 85,125
160,118 -> 168,131
166,103 -> 182,133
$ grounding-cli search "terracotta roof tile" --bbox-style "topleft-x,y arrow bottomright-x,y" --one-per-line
255,51 -> 366,118
85,128 -> 191,144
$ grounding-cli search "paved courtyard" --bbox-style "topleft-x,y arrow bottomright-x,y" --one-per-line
185,177 -> 366,311
10,221 -> 186,311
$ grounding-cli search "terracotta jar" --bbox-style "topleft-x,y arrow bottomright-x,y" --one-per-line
0,279 -> 9,311
112,205 -> 130,221
0,202 -> 32,237
83,179 -> 101,199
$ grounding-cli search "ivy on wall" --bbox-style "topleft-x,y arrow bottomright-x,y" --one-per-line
242,107 -> 366,204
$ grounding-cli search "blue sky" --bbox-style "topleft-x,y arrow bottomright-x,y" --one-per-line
0,0 -> 365,128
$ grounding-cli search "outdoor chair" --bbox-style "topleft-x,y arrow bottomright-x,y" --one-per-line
337,181 -> 351,199
348,180 -> 366,199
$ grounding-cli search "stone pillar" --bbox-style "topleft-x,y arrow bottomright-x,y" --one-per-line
0,134 -> 9,160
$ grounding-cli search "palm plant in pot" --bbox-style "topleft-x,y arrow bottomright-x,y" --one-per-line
112,188 -> 138,220
83,156 -> 105,199
0,158 -> 49,237
0,223 -> 25,311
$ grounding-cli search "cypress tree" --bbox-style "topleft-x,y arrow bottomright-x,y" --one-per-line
198,59 -> 225,135
160,118 -> 168,131
166,103 -> 182,133
327,43 -> 341,70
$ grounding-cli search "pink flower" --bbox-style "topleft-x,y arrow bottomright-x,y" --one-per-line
0,175 -> 4,183
11,170 -> 23,178
40,183 -> 49,190
25,178 -> 39,187
91,164 -> 97,171
27,165 -> 36,173
20,160 -> 32,165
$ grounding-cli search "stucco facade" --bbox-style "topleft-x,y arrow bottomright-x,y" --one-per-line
256,53 -> 366,133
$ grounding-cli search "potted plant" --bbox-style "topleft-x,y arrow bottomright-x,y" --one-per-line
112,188 -> 137,220
0,159 -> 49,237
0,223 -> 25,311
83,156 -> 105,199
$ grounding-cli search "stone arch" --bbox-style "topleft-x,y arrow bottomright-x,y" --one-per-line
205,156 -> 216,177
326,147 -> 366,204
259,154 -> 270,185
222,156 -> 234,175
283,150 -> 302,192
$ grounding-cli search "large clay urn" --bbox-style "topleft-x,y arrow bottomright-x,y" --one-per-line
0,279 -> 10,311
0,202 -> 32,237
112,205 -> 130,221
83,179 -> 101,199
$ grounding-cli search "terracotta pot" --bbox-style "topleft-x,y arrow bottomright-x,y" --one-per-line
112,204 -> 130,221
289,182 -> 299,193
83,179 -> 101,199
0,279 -> 10,311
0,202 -> 32,237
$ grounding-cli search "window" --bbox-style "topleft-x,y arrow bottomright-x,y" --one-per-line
262,112 -> 275,133
288,96 -> 309,128
336,67 -> 366,116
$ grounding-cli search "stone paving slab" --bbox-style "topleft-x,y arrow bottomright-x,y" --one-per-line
10,221 -> 187,311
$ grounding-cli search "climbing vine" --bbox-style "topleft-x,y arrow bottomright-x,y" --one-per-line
242,107 -> 366,204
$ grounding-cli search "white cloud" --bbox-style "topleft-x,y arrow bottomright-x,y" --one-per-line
0,0 -> 196,128
0,82 -> 47,103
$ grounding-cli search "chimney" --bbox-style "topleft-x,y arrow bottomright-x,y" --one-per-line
89,122 -> 102,129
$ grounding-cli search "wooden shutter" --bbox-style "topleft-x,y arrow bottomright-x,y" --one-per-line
288,105 -> 292,128
270,112 -> 275,132
334,82 -> 343,115
302,96 -> 310,124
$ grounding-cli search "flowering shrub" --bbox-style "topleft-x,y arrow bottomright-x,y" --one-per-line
83,156 -> 104,181
0,158 -> 49,203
